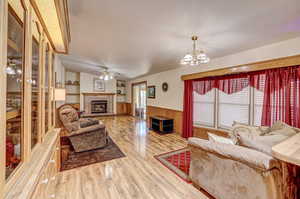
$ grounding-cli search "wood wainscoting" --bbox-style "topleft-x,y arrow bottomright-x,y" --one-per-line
146,105 -> 229,138
147,106 -> 182,134
193,126 -> 229,140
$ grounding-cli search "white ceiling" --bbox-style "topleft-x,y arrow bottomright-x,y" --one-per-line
62,0 -> 300,79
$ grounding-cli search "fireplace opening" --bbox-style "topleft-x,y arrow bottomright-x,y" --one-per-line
91,100 -> 107,114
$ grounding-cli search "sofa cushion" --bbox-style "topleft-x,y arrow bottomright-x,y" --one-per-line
238,133 -> 289,156
208,133 -> 236,145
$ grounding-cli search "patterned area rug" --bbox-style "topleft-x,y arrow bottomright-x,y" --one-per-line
155,148 -> 191,182
61,137 -> 125,171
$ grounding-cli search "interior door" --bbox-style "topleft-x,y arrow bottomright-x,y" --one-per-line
132,83 -> 147,120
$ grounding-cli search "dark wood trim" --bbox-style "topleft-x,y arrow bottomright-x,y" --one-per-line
181,54 -> 300,80
147,105 -> 182,113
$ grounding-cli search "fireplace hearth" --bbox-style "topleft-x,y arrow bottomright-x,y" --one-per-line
91,100 -> 107,114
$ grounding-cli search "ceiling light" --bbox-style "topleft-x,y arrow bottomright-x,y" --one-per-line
99,68 -> 115,81
181,36 -> 210,66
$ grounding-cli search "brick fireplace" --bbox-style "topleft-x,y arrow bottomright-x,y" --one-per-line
82,93 -> 115,116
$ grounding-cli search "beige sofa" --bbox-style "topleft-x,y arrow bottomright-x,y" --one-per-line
188,121 -> 299,199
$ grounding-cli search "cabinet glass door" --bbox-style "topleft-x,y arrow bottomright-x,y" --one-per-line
6,9 -> 24,180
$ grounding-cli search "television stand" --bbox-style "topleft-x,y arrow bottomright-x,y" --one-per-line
149,116 -> 174,134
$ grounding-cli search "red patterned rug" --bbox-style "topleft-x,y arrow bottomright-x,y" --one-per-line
155,148 -> 191,182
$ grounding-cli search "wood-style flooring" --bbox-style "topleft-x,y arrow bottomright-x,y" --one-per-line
52,116 -> 208,199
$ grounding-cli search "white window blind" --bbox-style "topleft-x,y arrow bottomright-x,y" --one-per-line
193,89 -> 215,127
218,86 -> 250,129
253,75 -> 265,126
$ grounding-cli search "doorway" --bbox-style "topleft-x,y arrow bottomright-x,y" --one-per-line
132,82 -> 147,120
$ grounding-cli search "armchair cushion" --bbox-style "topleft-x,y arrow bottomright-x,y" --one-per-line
79,118 -> 100,128
64,122 -> 80,132
188,137 -> 280,171
69,123 -> 106,137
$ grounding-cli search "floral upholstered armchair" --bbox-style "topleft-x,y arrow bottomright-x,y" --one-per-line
58,104 -> 108,152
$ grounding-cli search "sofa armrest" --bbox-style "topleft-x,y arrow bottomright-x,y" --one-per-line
188,137 -> 280,171
69,124 -> 106,136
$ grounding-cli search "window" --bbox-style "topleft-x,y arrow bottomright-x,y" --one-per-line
31,37 -> 39,148
218,86 -> 250,129
193,89 -> 215,127
6,9 -> 24,179
253,75 -> 265,126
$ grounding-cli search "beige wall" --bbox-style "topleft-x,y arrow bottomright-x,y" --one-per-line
128,36 -> 300,111
54,56 -> 65,107
80,72 -> 117,93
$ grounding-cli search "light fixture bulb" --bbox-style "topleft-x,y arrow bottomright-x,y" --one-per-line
6,67 -> 16,75
104,75 -> 109,81
180,36 -> 210,66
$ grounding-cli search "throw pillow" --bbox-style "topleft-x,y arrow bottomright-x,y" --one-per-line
269,121 -> 300,134
232,121 -> 265,136
238,133 -> 289,156
266,127 -> 297,137
208,132 -> 236,145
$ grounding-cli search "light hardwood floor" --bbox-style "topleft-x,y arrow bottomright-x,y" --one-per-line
52,116 -> 208,199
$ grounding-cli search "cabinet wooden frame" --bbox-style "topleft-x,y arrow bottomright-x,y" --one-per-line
5,0 -> 27,188
0,1 -> 8,198
1,1 -> 58,195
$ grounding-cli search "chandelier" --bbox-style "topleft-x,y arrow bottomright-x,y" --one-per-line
180,36 -> 210,66
99,69 -> 114,81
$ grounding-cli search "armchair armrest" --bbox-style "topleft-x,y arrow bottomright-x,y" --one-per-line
69,124 -> 106,137
188,137 -> 280,171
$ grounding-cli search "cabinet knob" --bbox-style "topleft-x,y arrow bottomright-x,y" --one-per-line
50,159 -> 55,164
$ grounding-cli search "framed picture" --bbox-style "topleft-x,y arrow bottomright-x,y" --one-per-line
147,85 -> 155,98
94,78 -> 105,92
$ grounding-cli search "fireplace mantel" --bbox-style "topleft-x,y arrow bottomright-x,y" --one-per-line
81,92 -> 116,96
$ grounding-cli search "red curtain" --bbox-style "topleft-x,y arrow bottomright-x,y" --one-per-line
184,65 -> 300,139
182,80 -> 194,138
262,66 -> 300,128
